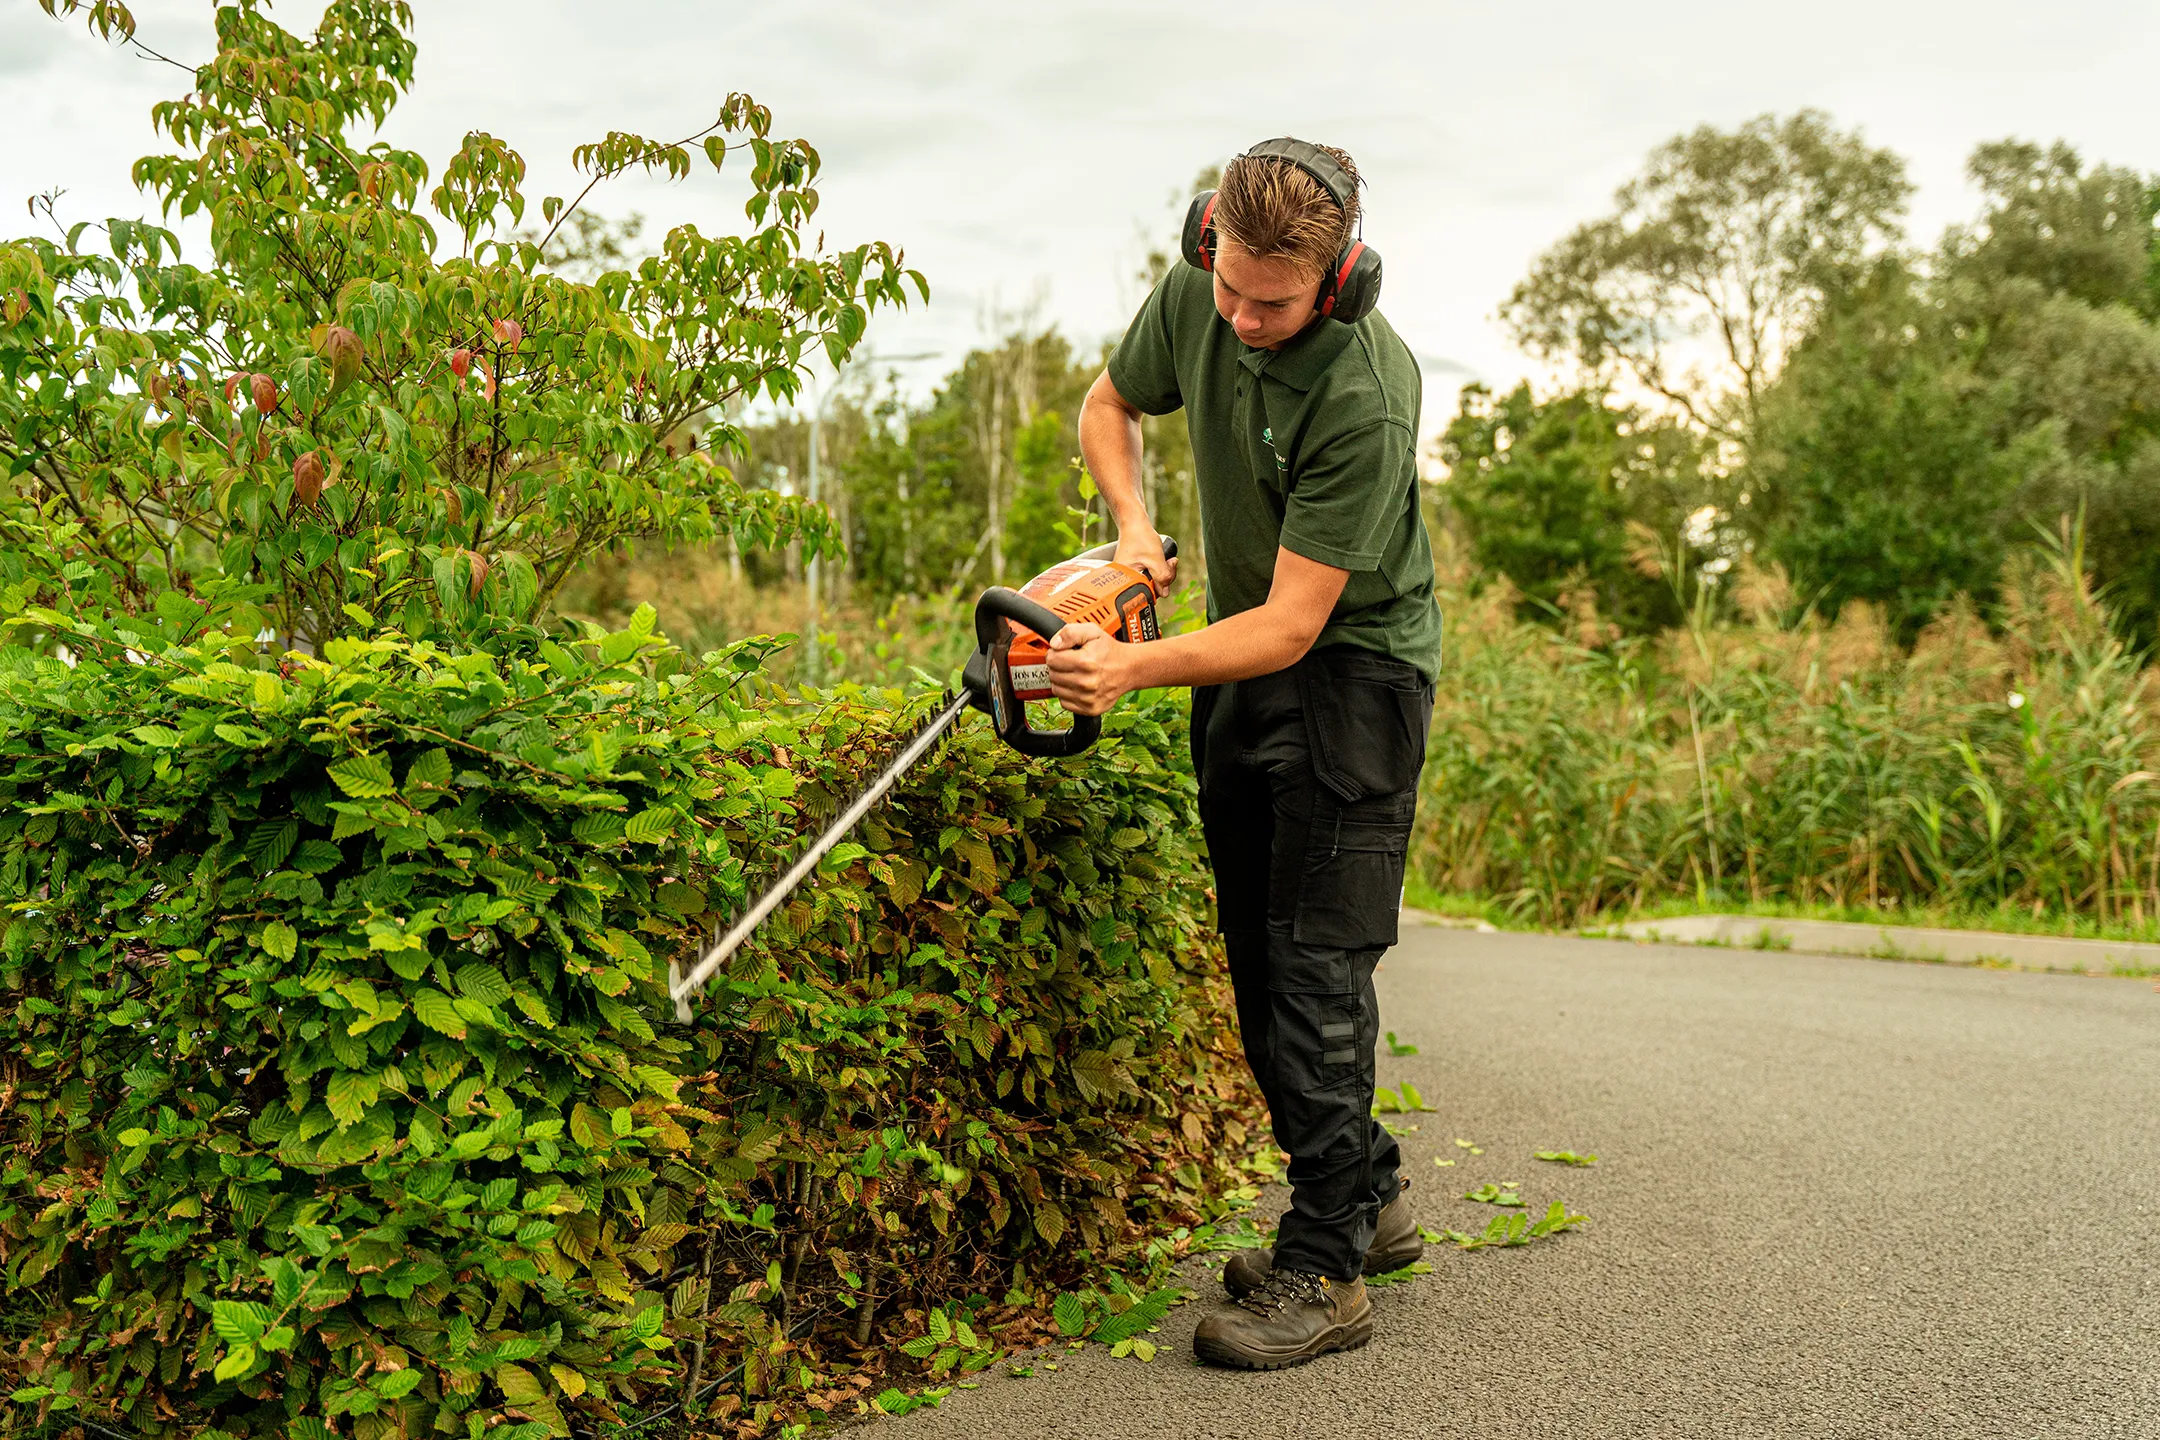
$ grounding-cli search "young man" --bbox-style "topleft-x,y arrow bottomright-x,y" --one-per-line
1047,138 -> 1442,1369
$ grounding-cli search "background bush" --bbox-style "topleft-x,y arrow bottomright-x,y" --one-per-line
0,607 -> 1249,1438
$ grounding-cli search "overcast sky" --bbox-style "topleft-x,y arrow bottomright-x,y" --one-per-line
7,0 -> 2160,430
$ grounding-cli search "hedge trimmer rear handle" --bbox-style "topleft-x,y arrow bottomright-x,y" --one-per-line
962,535 -> 1178,759
964,587 -> 1100,757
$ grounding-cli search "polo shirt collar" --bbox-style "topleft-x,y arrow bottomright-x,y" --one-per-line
1236,317 -> 1355,390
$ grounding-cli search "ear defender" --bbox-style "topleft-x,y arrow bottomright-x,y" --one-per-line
1178,138 -> 1384,324
1181,190 -> 1220,271
1321,241 -> 1383,323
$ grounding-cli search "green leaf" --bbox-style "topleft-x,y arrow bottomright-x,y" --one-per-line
1052,1292 -> 1087,1337
623,806 -> 674,843
212,1301 -> 268,1344
326,1070 -> 379,1128
327,752 -> 397,799
656,880 -> 706,916
412,988 -> 467,1039
405,747 -> 452,791
291,839 -> 343,874
213,1343 -> 256,1381
454,963 -> 511,1006
261,921 -> 298,961
246,817 -> 299,871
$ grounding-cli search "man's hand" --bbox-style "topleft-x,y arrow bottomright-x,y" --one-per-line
1114,531 -> 1178,593
1046,621 -> 1130,716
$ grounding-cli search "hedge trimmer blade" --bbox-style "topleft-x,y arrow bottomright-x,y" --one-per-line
668,690 -> 970,1020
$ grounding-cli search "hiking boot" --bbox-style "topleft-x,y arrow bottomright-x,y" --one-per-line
1192,1269 -> 1374,1370
1221,1181 -> 1422,1300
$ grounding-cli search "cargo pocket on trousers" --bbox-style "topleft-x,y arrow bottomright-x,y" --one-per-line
1293,789 -> 1414,950
1298,649 -> 1434,803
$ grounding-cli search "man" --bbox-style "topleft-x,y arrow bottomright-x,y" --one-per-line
1046,138 -> 1442,1370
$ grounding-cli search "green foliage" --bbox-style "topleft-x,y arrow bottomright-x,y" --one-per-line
0,610 -> 721,1436
1043,1278 -> 1182,1363
1417,526 -> 2160,929
1745,265 -> 2024,641
0,607 -> 1252,1435
1534,1151 -> 1599,1167
896,1308 -> 994,1377
1502,109 -> 1912,438
1462,1184 -> 1525,1208
1941,140 -> 2160,321
1,0 -> 920,646
1370,1082 -> 1432,1115
1439,1202 -> 1589,1252
1934,143 -> 2160,645
1439,382 -> 1706,634
1383,1032 -> 1418,1057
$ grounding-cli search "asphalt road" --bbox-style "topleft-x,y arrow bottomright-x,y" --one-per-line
894,928 -> 2160,1439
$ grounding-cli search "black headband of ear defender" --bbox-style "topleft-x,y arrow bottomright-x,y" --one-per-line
1181,137 -> 1384,324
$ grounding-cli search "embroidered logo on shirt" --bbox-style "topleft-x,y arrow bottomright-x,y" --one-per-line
1261,426 -> 1288,475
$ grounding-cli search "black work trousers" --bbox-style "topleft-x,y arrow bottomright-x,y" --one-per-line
1193,644 -> 1436,1282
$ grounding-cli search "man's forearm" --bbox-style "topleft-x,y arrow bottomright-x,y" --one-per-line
1079,376 -> 1152,534
1119,604 -> 1318,690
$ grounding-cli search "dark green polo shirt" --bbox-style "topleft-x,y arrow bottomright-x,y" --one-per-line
1108,263 -> 1443,681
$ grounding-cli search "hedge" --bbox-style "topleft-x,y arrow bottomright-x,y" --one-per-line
0,607 -> 1252,1438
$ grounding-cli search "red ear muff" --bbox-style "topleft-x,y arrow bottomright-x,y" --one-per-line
1181,190 -> 1220,272
1319,241 -> 1365,317
1319,241 -> 1384,324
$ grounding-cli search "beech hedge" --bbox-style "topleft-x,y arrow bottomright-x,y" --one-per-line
0,608 -> 1251,1438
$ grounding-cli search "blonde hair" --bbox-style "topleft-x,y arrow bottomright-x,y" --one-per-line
1213,142 -> 1361,278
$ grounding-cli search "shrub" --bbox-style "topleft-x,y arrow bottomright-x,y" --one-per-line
0,608 -> 1249,1437
3,0 -> 918,646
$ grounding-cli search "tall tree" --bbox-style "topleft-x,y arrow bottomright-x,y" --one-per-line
1439,381 -> 1707,635
1938,141 -> 2160,642
1503,110 -> 1911,441
1940,140 -> 2160,321
1745,264 -> 2023,641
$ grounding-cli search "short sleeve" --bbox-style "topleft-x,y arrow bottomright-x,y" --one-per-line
1279,418 -> 1415,572
1107,271 -> 1185,416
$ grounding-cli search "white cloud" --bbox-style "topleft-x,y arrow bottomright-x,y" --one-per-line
6,0 -> 2159,429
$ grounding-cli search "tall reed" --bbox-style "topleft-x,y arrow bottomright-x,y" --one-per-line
1417,527 -> 2160,930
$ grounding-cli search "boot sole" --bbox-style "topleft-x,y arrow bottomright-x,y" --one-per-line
1192,1312 -> 1375,1371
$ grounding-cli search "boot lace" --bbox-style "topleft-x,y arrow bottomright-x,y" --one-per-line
1237,1266 -> 1330,1317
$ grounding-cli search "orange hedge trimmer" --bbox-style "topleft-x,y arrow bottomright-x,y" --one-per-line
668,536 -> 1178,1018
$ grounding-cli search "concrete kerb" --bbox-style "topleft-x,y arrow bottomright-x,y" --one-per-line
1590,912 -> 2160,976
1399,906 -> 2160,976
